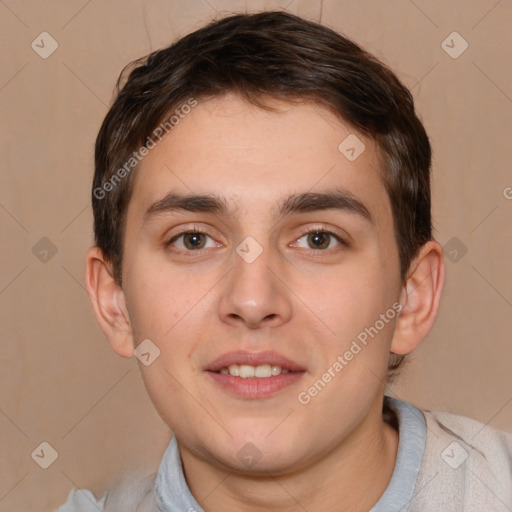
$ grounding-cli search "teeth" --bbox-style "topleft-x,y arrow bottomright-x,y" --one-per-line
239,364 -> 255,378
255,365 -> 271,378
220,364 -> 290,378
228,364 -> 240,377
270,365 -> 281,376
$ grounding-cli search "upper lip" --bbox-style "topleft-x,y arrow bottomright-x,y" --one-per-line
205,350 -> 306,372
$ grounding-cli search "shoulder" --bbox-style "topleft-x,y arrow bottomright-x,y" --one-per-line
411,407 -> 512,511
56,471 -> 158,512
424,408 -> 512,476
102,471 -> 158,511
56,489 -> 106,511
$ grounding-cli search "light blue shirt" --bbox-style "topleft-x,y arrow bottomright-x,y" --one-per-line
58,396 -> 426,511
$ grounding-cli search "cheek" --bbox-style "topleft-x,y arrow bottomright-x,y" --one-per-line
124,250 -> 205,336
123,256 -> 220,384
297,258 -> 393,338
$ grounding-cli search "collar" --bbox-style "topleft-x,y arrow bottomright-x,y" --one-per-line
155,396 -> 426,511
370,396 -> 426,511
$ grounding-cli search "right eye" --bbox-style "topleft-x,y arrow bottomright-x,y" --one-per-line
167,231 -> 219,252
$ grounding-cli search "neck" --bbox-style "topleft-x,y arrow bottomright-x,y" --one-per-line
179,396 -> 399,512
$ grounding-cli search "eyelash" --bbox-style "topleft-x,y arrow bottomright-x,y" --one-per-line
166,225 -> 348,255
166,226 -> 218,254
293,227 -> 348,253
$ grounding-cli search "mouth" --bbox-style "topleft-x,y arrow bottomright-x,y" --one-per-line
205,350 -> 306,399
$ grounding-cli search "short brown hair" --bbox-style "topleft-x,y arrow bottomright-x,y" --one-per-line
93,11 -> 433,378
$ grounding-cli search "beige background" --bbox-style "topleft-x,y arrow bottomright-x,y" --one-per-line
1,0 -> 511,510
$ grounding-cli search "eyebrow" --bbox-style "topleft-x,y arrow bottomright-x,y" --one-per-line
144,188 -> 374,225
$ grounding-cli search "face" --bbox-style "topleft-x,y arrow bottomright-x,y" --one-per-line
120,93 -> 403,474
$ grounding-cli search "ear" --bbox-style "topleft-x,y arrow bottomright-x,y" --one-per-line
85,246 -> 135,358
390,240 -> 445,355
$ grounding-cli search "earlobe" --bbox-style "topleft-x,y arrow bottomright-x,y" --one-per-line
390,241 -> 445,355
85,247 -> 135,358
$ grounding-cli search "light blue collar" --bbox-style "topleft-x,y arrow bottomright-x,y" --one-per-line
370,397 -> 426,511
156,436 -> 204,511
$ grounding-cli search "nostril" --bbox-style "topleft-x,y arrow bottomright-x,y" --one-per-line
225,312 -> 280,329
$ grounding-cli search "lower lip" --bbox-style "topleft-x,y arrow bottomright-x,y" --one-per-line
206,371 -> 305,399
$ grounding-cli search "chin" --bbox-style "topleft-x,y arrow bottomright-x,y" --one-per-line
213,428 -> 304,474
212,444 -> 303,476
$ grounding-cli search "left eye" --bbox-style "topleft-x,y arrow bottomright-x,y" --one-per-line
294,231 -> 343,250
169,232 -> 217,250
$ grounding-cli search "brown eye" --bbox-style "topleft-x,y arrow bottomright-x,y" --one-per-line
168,231 -> 217,252
294,230 -> 343,250
182,232 -> 207,250
292,227 -> 349,254
307,231 -> 331,249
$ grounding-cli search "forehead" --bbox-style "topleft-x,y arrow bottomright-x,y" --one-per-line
128,93 -> 391,230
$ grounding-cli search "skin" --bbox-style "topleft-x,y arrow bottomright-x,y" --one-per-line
86,92 -> 444,512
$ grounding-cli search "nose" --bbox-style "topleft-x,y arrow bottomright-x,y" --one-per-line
218,243 -> 293,329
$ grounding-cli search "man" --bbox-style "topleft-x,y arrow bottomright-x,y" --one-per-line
59,11 -> 512,511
